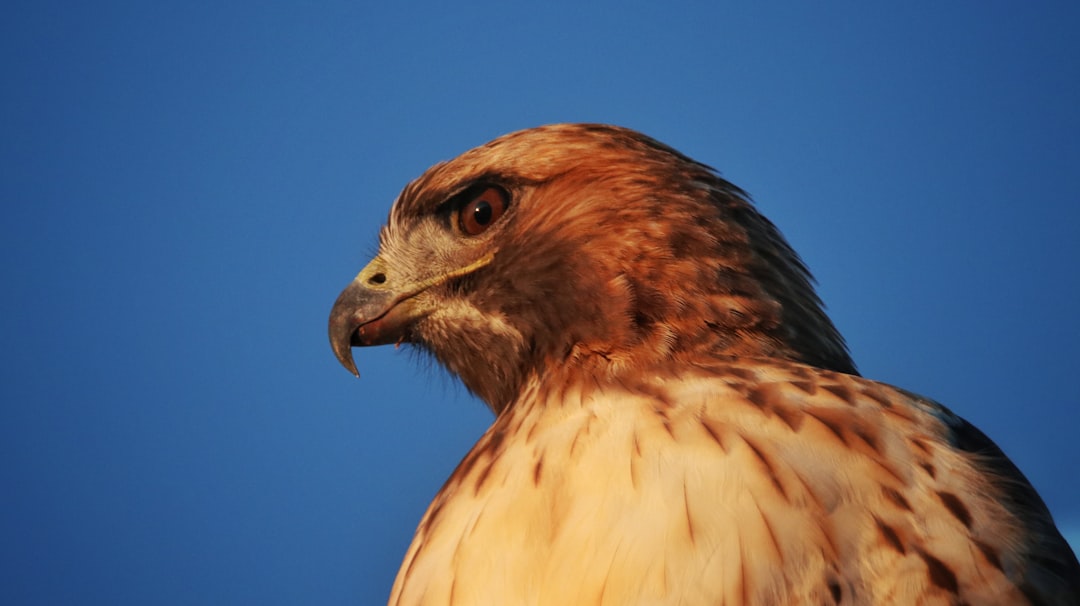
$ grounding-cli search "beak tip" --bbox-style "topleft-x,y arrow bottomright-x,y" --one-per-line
329,318 -> 361,378
330,336 -> 361,377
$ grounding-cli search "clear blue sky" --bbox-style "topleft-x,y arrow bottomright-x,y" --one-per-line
3,2 -> 1078,604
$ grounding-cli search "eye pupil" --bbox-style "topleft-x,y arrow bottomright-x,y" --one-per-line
473,201 -> 493,225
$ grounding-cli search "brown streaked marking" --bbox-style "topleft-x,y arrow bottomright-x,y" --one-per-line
754,499 -> 784,565
882,486 -> 912,511
488,427 -> 506,451
820,520 -> 841,562
815,368 -> 838,382
700,418 -> 730,454
789,466 -> 827,514
746,384 -> 805,432
525,418 -> 541,442
937,491 -> 973,529
846,422 -> 906,484
875,517 -> 905,554
724,378 -> 749,395
452,447 -> 484,485
683,482 -> 696,545
424,496 -> 447,531
568,431 -> 583,458
860,384 -> 895,409
506,410 -> 529,440
916,548 -> 959,593
770,400 -> 805,432
750,383 -> 799,423
633,380 -> 676,410
742,436 -> 788,500
652,401 -> 672,422
790,380 -> 816,395
547,381 -> 568,412
851,423 -> 883,455
869,457 -> 907,487
804,408 -> 849,447
920,462 -> 937,479
532,457 -> 544,486
723,366 -> 757,381
788,365 -> 814,382
472,458 -> 497,495
822,383 -> 856,406
882,404 -> 918,425
459,428 -> 505,484
974,540 -> 1004,572
827,579 -> 842,603
581,410 -> 598,437
909,436 -> 933,456
745,384 -> 772,408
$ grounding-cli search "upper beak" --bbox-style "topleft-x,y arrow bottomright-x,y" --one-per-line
328,250 -> 495,377
328,258 -> 423,377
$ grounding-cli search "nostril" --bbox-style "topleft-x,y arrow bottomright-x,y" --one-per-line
368,272 -> 387,285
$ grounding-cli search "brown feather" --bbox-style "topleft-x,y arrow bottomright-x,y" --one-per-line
330,124 -> 1080,605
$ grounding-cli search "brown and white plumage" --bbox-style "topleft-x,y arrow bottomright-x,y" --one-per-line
329,124 -> 1080,605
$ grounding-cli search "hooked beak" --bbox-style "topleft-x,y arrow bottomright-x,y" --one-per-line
328,252 -> 495,376
328,256 -> 419,377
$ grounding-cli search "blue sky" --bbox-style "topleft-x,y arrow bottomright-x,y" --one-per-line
3,1 -> 1078,604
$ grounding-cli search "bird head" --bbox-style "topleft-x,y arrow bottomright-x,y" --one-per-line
329,124 -> 854,413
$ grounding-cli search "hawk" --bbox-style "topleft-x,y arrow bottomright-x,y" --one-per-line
329,124 -> 1080,605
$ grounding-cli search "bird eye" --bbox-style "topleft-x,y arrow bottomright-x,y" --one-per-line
459,186 -> 508,236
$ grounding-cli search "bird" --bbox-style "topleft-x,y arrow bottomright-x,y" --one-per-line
328,124 -> 1080,605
